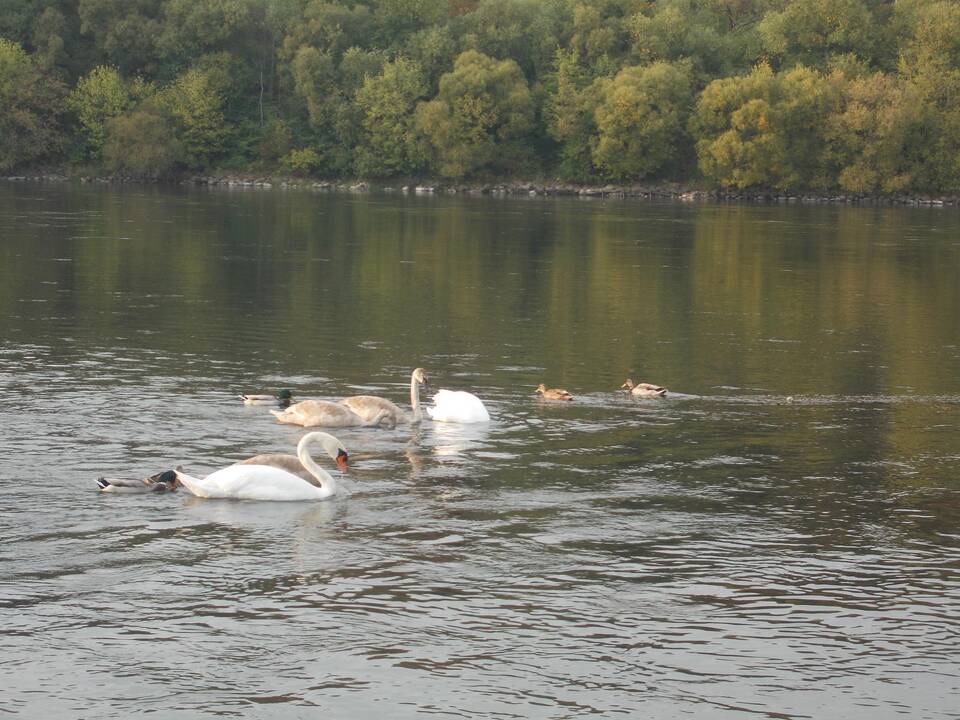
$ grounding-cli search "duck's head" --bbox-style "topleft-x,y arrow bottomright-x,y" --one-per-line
277,389 -> 294,400
536,383 -> 547,394
620,379 -> 635,391
147,469 -> 180,491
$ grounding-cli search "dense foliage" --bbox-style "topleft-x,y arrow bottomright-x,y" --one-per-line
2,0 -> 959,193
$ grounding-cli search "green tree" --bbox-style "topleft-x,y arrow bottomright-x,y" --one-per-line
68,65 -> 133,162
592,60 -> 695,179
281,1 -> 374,62
77,0 -> 161,75
157,0 -> 257,63
824,72 -> 921,194
102,104 -> 180,177
415,49 -> 534,177
457,0 -> 568,80
692,62 -> 843,190
544,46 -> 600,180
0,39 -> 65,171
354,57 -> 428,177
757,0 -> 880,70
162,66 -> 231,168
896,1 -> 960,189
626,0 -> 761,79
290,45 -> 338,126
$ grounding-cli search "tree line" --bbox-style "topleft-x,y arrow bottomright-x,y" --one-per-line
2,0 -> 959,194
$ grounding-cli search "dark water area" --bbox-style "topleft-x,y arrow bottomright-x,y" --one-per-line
1,182 -> 958,718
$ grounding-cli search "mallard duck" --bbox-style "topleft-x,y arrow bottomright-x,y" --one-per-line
96,469 -> 180,493
536,383 -> 573,401
621,379 -> 667,398
239,389 -> 294,406
175,432 -> 348,501
339,368 -> 428,425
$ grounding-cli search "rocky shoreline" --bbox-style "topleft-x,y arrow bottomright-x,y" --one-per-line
4,172 -> 959,207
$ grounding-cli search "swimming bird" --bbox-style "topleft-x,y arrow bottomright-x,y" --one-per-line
271,401 -> 396,428
175,432 -> 348,501
339,368 -> 428,425
240,389 -> 294,406
427,384 -> 490,423
96,469 -> 180,493
536,383 -> 573,401
621,379 -> 667,398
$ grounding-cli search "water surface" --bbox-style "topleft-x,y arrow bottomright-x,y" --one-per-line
1,183 -> 958,718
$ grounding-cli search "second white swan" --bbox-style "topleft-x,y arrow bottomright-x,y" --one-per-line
427,388 -> 490,423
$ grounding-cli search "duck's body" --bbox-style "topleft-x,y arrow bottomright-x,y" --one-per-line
97,470 -> 180,493
621,379 -> 667,398
271,401 -> 395,428
240,390 -> 294,406
176,432 -> 347,501
536,383 -> 573,401
427,389 -> 490,423
339,368 -> 427,425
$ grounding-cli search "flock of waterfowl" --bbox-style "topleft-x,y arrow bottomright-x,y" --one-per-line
97,368 -> 667,501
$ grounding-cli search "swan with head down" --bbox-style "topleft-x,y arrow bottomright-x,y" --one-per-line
271,401 -> 396,428
175,432 -> 348,501
339,368 -> 427,425
427,380 -> 490,424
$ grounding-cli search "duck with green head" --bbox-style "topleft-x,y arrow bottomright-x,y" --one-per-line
240,389 -> 294,406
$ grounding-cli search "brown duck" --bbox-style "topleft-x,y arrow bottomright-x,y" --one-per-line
536,383 -> 573,401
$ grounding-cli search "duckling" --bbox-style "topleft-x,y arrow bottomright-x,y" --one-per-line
536,383 -> 573,401
620,378 -> 667,398
96,469 -> 180,493
239,389 -> 294,406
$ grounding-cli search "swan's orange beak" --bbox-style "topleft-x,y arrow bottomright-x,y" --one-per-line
336,449 -> 349,471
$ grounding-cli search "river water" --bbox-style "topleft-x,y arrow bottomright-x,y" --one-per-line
1,182 -> 958,718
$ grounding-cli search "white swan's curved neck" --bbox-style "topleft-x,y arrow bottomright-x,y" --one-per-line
298,435 -> 336,496
410,371 -> 423,423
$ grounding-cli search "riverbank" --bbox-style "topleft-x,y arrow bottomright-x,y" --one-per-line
4,171 -> 959,207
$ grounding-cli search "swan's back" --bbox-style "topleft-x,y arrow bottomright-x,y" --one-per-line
271,400 -> 364,427
177,465 -> 329,501
427,389 -> 490,423
235,454 -> 314,484
339,396 -> 407,424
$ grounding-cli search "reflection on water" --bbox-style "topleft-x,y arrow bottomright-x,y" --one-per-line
1,183 -> 959,719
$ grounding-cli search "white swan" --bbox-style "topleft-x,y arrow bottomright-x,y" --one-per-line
339,368 -> 427,425
427,386 -> 490,423
175,432 -> 347,501
271,402 -> 396,428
